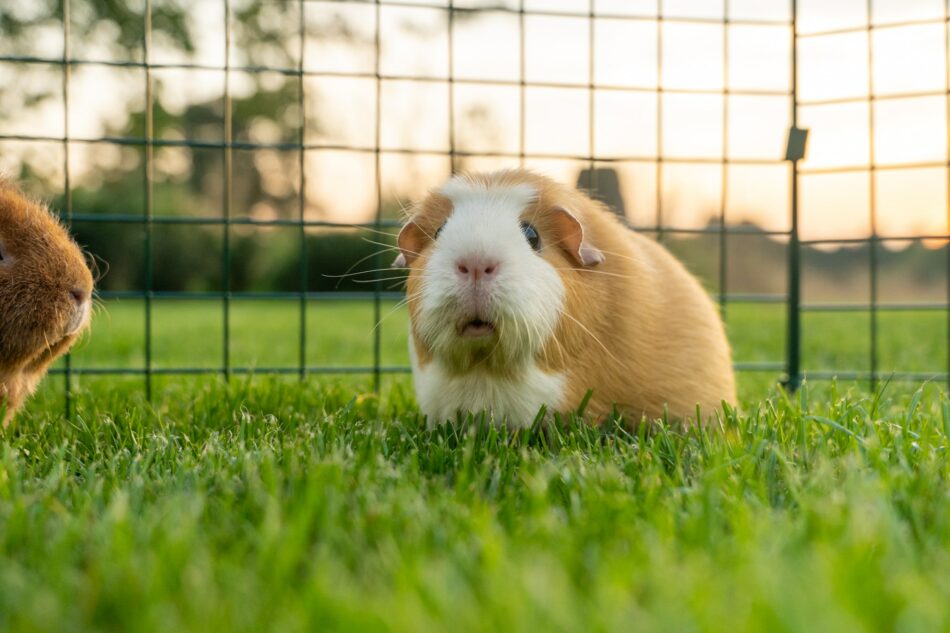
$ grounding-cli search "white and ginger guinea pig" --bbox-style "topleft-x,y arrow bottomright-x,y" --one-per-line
395,169 -> 736,428
0,180 -> 94,426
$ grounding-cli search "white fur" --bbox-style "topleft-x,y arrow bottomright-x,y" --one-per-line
66,299 -> 91,335
410,176 -> 569,427
410,338 -> 566,429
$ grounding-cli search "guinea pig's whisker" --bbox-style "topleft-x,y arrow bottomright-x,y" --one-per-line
73,328 -> 90,346
394,196 -> 416,221
572,268 -> 640,281
369,292 -> 420,334
85,252 -> 101,282
357,226 -> 401,239
320,240 -> 406,289
357,240 -> 400,255
544,238 -> 641,274
592,247 -> 646,265
83,250 -> 110,285
408,222 -> 438,243
41,332 -> 54,357
533,315 -> 561,363
480,338 -> 505,370
351,276 -> 409,285
524,316 -> 544,356
387,296 -> 412,311
360,238 -> 410,254
371,302 -> 408,332
338,244 -> 401,275
324,267 -> 408,279
541,317 -> 567,364
558,309 -> 621,365
514,314 -> 528,350
391,293 -> 422,316
593,246 -> 633,259
327,272 -> 407,290
522,313 -> 540,352
92,300 -> 111,324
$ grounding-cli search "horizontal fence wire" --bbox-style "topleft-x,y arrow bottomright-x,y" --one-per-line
47,365 -> 949,384
0,0 -> 945,408
85,290 -> 947,313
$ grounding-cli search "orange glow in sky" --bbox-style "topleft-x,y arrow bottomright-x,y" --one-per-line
0,0 -> 947,244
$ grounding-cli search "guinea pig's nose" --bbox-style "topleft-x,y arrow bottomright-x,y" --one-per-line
456,258 -> 500,282
69,288 -> 88,306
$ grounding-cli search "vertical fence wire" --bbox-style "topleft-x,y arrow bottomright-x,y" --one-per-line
946,0 -> 950,390
586,0 -> 596,197
719,2 -> 730,320
223,0 -> 233,383
298,0 -> 309,381
61,0 -> 73,418
372,0 -> 383,393
866,0 -> 879,392
655,1 -> 664,243
518,0 -> 526,169
143,0 -> 154,401
448,1 -> 457,175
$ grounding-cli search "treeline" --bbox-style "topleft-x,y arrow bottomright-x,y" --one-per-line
72,219 -> 401,294
63,180 -> 401,294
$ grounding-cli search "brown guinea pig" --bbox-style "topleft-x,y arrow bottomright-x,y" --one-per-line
0,180 -> 94,426
394,169 -> 736,428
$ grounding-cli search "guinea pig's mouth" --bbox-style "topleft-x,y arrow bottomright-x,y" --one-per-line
457,317 -> 495,338
24,332 -> 77,372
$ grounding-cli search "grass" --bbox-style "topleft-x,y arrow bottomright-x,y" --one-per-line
53,299 -> 950,399
2,299 -> 949,632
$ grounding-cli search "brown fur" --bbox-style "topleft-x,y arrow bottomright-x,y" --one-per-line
404,170 -> 736,425
0,180 -> 94,426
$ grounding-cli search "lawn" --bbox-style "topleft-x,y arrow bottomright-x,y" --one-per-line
47,299 -> 950,397
3,299 -> 950,632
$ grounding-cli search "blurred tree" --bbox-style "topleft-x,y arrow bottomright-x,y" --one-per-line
0,0 -> 400,293
0,0 -> 190,52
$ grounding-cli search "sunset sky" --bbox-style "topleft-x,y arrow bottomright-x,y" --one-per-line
0,0 -> 948,243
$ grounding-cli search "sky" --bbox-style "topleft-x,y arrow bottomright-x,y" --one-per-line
0,0 -> 947,244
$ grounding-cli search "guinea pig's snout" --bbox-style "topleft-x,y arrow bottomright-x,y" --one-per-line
65,286 -> 92,336
455,257 -> 500,283
70,287 -> 88,306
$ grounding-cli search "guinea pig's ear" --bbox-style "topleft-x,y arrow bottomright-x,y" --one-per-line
551,206 -> 605,267
393,219 -> 426,268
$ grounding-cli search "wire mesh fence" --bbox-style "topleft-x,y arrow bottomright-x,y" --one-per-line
0,0 -> 947,413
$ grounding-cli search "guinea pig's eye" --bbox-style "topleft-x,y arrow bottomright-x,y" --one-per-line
433,224 -> 445,240
520,222 -> 541,251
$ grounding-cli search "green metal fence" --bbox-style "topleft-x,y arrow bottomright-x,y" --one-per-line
1,0 -> 948,412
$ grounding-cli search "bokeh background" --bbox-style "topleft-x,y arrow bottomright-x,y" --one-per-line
0,0 -> 948,404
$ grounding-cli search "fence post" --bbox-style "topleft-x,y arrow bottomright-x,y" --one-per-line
782,0 -> 805,393
783,128 -> 805,392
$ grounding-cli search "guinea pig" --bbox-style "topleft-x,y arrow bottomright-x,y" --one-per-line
394,168 -> 736,428
0,180 -> 94,426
